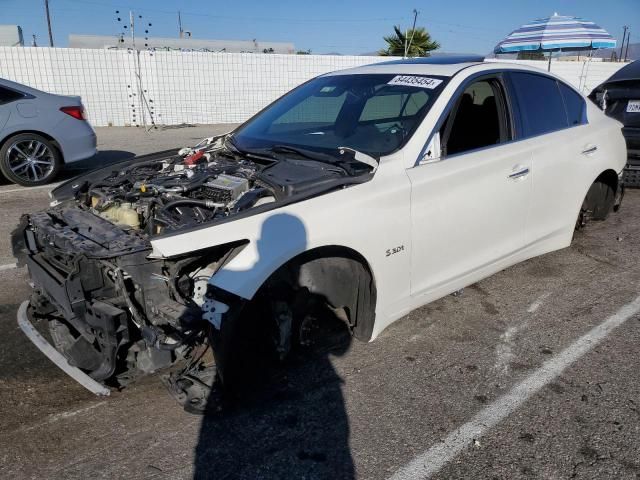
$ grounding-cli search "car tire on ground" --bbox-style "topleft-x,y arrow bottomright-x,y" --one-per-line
0,133 -> 62,187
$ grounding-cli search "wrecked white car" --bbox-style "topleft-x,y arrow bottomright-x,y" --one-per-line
13,57 -> 626,411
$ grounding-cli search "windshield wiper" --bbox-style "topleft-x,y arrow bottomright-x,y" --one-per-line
223,135 -> 279,162
269,145 -> 339,164
266,145 -> 349,174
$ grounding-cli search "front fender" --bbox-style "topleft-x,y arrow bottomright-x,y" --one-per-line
208,212 -> 310,300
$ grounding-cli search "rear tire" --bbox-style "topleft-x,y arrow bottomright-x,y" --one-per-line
0,133 -> 62,186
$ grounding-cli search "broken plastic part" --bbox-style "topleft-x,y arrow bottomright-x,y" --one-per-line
202,298 -> 230,329
338,146 -> 378,171
16,301 -> 111,396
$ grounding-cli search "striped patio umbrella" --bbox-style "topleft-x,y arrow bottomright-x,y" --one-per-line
494,13 -> 616,70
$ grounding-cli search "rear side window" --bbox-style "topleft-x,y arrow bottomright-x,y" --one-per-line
509,72 -> 568,137
0,86 -> 24,105
559,82 -> 587,126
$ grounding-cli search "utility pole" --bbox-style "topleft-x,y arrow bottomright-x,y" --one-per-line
129,10 -> 136,49
44,0 -> 54,47
624,29 -> 631,62
404,9 -> 419,58
619,26 -> 627,61
178,11 -> 183,38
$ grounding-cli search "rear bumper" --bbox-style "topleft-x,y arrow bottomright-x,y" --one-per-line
622,127 -> 640,157
622,128 -> 640,186
54,117 -> 97,163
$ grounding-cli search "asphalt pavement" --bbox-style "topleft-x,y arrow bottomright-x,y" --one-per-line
0,126 -> 638,479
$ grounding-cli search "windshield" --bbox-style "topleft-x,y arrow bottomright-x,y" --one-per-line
233,73 -> 447,158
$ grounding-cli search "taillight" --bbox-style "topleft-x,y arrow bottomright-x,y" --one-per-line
60,106 -> 87,120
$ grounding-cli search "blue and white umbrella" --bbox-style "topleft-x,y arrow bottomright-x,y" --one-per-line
494,13 -> 616,55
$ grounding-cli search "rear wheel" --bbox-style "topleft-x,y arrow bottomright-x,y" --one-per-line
0,133 -> 62,186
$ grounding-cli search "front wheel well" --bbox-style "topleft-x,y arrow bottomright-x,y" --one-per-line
260,245 -> 377,342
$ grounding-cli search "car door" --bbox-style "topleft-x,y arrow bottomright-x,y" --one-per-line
406,74 -> 532,297
505,72 -> 590,244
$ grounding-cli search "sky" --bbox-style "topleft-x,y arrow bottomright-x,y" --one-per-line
2,0 -> 639,55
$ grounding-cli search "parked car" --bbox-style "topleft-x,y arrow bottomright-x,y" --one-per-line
0,78 -> 96,186
589,60 -> 640,187
13,57 -> 626,410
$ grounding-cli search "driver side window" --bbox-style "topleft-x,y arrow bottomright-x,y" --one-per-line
440,78 -> 509,157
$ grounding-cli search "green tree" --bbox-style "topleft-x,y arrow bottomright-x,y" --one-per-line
379,25 -> 440,57
517,51 -> 545,60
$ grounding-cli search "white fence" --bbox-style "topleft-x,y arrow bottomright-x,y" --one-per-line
0,47 -> 627,127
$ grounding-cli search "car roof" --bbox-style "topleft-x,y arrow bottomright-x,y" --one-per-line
376,55 -> 485,66
325,55 -> 486,77
324,57 -> 561,80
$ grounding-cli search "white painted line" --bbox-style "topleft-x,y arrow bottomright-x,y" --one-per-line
389,294 -> 640,480
20,401 -> 107,432
0,263 -> 17,272
0,181 -> 61,195
527,292 -> 551,313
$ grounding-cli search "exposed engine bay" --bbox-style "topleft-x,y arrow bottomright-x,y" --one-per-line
12,134 -> 376,412
54,136 -> 372,236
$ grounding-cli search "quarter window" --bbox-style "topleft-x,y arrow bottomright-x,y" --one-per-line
509,72 -> 568,137
559,82 -> 587,126
0,86 -> 24,105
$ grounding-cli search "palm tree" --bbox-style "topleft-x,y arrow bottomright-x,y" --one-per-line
379,25 -> 440,57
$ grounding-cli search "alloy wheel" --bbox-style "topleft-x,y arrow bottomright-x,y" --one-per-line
6,139 -> 56,183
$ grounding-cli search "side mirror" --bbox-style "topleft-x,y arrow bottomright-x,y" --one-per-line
419,132 -> 441,164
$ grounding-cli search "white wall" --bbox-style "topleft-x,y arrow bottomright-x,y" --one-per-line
0,47 -> 627,127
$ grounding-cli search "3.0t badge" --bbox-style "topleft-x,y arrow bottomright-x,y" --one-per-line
386,245 -> 405,257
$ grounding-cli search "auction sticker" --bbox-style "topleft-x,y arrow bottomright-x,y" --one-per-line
388,75 -> 443,89
627,100 -> 640,113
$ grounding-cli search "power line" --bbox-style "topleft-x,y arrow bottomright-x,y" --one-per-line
60,0 -> 410,23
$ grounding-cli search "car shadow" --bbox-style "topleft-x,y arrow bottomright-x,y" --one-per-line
0,150 -> 137,186
193,213 -> 355,480
59,149 -> 137,181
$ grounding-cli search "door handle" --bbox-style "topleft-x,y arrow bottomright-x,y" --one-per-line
582,145 -> 598,155
508,166 -> 530,180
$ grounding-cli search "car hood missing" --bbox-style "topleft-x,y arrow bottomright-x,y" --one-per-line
47,136 -> 375,240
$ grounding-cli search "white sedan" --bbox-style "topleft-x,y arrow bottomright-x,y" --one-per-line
14,56 -> 625,408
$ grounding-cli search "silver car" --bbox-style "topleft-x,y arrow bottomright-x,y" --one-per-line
0,78 -> 97,186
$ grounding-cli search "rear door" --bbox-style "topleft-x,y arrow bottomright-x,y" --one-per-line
407,74 -> 532,296
506,72 -> 592,243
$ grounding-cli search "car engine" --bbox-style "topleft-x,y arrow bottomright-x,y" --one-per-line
80,148 -> 277,236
